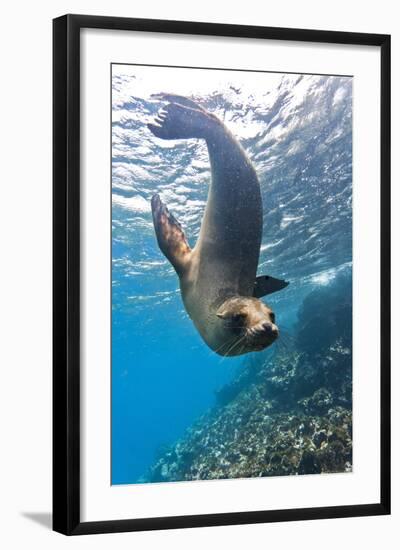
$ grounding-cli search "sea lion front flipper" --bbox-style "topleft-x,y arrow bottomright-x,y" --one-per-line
151,194 -> 192,276
253,275 -> 289,298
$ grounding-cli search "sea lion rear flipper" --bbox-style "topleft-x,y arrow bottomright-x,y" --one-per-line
151,93 -> 206,112
151,194 -> 192,276
148,96 -> 218,141
253,275 -> 289,298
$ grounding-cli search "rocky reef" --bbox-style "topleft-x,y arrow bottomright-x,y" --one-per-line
146,274 -> 352,482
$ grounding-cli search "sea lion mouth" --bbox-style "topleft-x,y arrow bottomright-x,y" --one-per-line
245,322 -> 279,350
217,323 -> 279,356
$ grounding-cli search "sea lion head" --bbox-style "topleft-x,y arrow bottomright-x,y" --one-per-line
215,296 -> 279,356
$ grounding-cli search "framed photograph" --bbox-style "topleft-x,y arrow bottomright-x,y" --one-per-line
53,14 -> 390,535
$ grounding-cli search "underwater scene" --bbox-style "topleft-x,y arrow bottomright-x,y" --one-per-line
111,64 -> 352,485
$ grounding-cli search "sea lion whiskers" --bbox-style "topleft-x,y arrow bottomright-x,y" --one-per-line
221,334 -> 247,359
210,335 -> 238,357
223,338 -> 243,357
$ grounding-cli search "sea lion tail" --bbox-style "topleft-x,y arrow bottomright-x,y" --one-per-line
148,94 -> 219,141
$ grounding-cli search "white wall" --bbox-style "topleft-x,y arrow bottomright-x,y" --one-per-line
1,0 -> 398,548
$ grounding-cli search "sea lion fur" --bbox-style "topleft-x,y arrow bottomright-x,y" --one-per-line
148,93 -> 288,356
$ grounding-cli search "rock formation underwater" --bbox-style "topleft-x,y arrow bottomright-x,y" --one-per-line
145,274 -> 352,482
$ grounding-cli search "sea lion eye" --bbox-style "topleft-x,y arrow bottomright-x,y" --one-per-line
232,313 -> 245,324
270,312 -> 276,323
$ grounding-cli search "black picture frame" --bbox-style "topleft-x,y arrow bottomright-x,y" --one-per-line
53,14 -> 391,535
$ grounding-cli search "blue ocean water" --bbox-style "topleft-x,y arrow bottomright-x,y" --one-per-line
111,66 -> 352,484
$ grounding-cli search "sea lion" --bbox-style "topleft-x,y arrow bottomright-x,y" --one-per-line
148,93 -> 288,356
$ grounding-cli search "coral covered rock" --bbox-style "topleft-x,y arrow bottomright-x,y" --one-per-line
145,274 -> 352,483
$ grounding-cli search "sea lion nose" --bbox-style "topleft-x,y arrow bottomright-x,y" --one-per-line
262,322 -> 279,337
